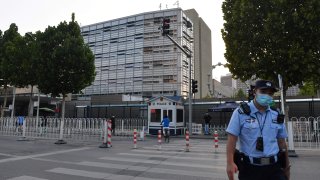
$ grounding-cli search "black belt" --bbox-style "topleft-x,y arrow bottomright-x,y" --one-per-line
243,155 -> 277,165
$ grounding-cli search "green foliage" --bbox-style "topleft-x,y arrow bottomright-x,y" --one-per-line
37,13 -> 95,97
0,23 -> 23,88
222,0 -> 320,90
235,88 -> 246,99
299,81 -> 317,96
0,29 -> 3,87
19,32 -> 41,88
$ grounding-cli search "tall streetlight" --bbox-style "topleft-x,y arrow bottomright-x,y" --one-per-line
278,74 -> 297,157
161,17 -> 193,134
208,62 -> 226,97
25,32 -> 41,132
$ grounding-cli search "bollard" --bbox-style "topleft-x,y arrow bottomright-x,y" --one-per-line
99,119 -> 109,148
158,130 -> 162,150
185,130 -> 190,152
107,120 -> 112,148
214,130 -> 218,152
133,128 -> 137,149
139,126 -> 145,141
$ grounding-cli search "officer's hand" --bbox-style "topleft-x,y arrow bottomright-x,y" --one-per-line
226,162 -> 238,180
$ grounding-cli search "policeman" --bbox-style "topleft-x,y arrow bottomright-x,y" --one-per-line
226,80 -> 290,180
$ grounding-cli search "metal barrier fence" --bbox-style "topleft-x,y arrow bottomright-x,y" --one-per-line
1,116 -> 318,149
291,116 -> 320,149
114,118 -> 148,137
0,117 -> 147,142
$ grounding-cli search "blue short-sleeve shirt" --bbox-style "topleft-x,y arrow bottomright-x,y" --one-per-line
226,101 -> 288,157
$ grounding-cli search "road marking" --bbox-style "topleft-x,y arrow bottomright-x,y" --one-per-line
100,156 -> 225,170
0,152 -> 18,157
142,146 -> 224,153
118,152 -> 226,162
78,161 -> 226,178
79,161 -> 149,170
47,167 -> 167,180
7,176 -> 48,180
132,149 -> 227,157
0,147 -> 92,163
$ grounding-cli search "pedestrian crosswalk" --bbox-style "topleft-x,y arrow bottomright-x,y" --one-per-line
6,139 -> 229,180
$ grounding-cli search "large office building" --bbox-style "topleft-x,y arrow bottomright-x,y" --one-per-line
80,8 -> 211,99
184,9 -> 212,99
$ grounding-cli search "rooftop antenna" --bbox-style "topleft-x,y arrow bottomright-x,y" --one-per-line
166,4 -> 168,9
173,0 -> 179,8
159,3 -> 162,10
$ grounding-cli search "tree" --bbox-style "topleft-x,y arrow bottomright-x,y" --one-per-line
299,81 -> 317,96
235,89 -> 246,99
0,24 -> 23,117
222,0 -> 320,92
38,13 -> 95,143
19,32 -> 42,117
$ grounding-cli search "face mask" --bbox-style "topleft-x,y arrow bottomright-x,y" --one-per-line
256,93 -> 273,107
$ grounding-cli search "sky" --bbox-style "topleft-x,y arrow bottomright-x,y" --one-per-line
0,0 -> 230,80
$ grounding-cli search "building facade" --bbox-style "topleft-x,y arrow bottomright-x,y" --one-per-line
184,9 -> 212,99
220,74 -> 301,96
80,8 -> 195,98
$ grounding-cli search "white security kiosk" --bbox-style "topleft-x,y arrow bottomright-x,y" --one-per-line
147,96 -> 184,135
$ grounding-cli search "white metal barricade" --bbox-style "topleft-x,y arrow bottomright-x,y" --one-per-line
0,117 -> 147,142
291,116 -> 320,149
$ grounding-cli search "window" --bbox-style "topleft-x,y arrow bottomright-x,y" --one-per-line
177,109 -> 183,122
151,109 -> 161,122
163,109 -> 172,121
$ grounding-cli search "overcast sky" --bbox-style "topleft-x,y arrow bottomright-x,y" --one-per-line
0,0 -> 229,80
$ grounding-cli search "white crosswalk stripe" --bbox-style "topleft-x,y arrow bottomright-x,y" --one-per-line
47,167 -> 167,180
117,152 -> 226,162
7,176 -> 48,180
99,156 -> 226,170
131,148 -> 227,157
77,161 -> 226,178
9,139 -> 228,180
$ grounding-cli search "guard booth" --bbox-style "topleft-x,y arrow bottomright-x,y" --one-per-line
147,96 -> 184,135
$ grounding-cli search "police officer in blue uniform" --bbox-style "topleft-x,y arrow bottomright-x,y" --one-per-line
226,80 -> 290,180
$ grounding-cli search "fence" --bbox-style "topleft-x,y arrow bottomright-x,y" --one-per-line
1,116 -> 319,149
291,116 -> 320,149
0,117 -> 147,142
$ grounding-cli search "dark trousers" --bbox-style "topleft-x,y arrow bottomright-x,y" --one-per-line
239,161 -> 286,180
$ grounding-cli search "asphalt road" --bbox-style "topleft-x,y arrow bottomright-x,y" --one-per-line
0,136 -> 319,180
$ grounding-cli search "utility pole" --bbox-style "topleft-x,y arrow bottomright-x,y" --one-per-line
161,18 -> 193,133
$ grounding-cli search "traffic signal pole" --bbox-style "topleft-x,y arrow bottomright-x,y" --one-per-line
165,34 -> 193,134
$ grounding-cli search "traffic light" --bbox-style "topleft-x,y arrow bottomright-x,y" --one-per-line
162,18 -> 170,36
191,79 -> 198,94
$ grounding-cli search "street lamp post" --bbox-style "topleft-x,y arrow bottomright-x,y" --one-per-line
278,74 -> 297,157
10,87 -> 16,118
165,34 -> 193,134
25,32 -> 41,132
208,62 -> 226,97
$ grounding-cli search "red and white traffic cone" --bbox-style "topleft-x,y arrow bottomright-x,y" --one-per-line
185,130 -> 190,152
133,128 -> 137,149
214,130 -> 218,152
158,129 -> 162,150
